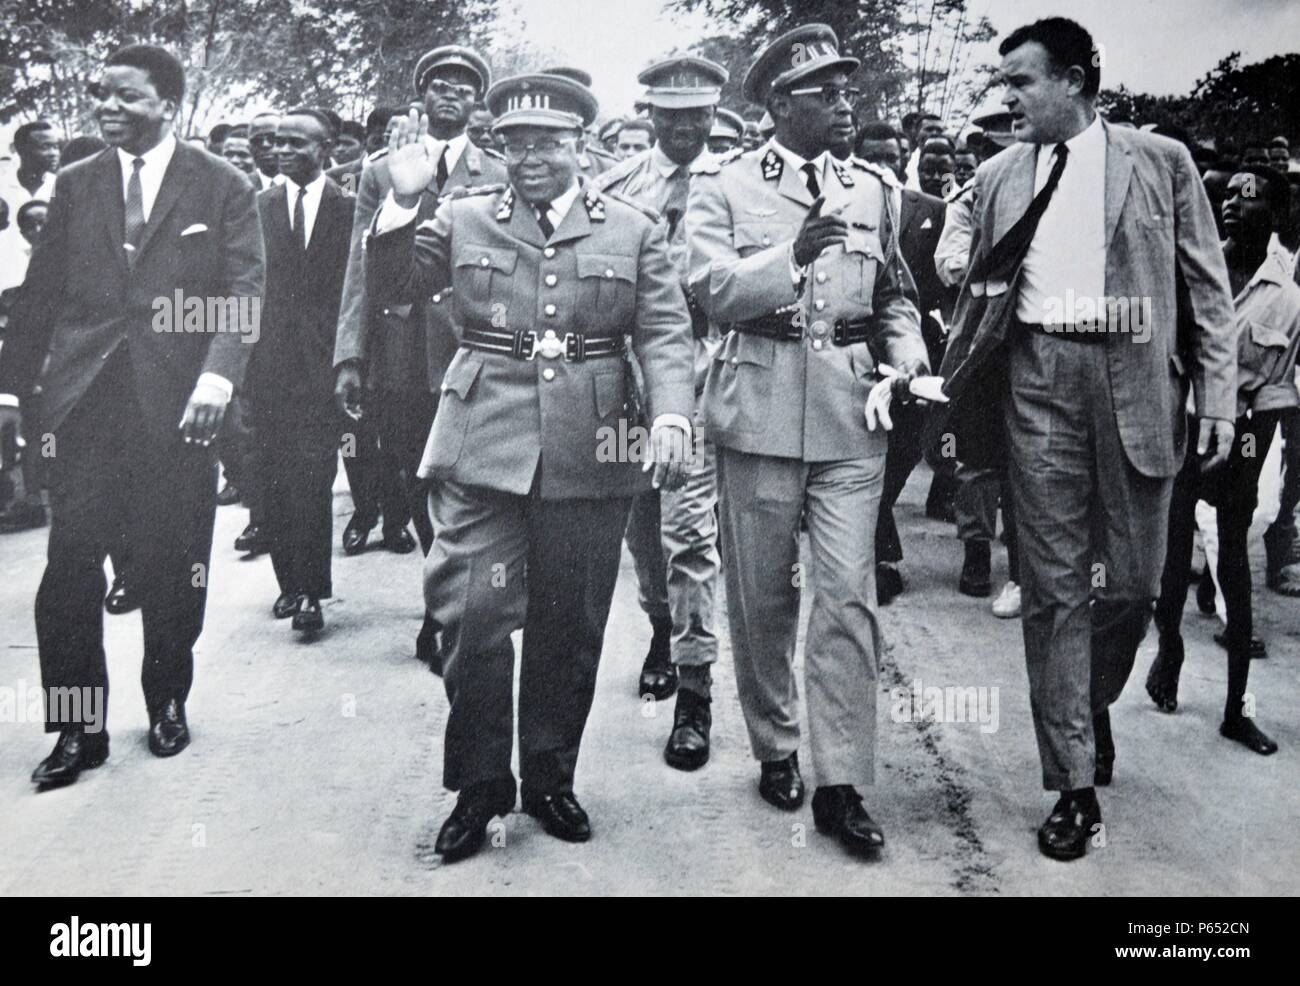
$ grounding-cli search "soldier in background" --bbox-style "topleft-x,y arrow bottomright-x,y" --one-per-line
595,56 -> 728,771
708,108 -> 745,154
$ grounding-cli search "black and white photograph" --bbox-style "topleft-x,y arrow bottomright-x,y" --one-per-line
0,0 -> 1296,928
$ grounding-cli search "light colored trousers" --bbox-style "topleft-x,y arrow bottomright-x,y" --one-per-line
715,445 -> 885,789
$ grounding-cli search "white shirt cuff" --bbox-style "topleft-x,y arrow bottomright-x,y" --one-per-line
789,243 -> 808,287
374,191 -> 421,235
0,393 -> 19,408
197,373 -> 234,401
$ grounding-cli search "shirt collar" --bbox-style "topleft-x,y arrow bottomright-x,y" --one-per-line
1052,112 -> 1104,161
1246,245 -> 1292,291
117,132 -> 177,174
424,131 -> 468,166
544,180 -> 582,222
283,172 -> 327,198
650,144 -> 684,178
770,138 -> 827,179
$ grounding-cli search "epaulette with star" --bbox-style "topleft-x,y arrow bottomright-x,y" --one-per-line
600,188 -> 660,224
848,155 -> 896,187
449,182 -> 507,200
759,147 -> 783,182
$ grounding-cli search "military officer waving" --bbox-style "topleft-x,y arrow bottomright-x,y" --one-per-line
686,24 -> 942,858
366,73 -> 696,863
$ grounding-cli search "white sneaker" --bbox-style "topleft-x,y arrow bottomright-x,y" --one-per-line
991,581 -> 1021,619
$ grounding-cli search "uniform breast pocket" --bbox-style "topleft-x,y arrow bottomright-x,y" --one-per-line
453,243 -> 517,310
838,232 -> 882,312
1244,319 -> 1291,381
577,254 -> 636,324
733,223 -> 789,257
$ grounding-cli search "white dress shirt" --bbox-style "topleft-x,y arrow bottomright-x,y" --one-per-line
1016,113 -> 1107,324
0,165 -> 57,291
283,173 -> 327,246
256,170 -> 285,191
117,133 -> 177,222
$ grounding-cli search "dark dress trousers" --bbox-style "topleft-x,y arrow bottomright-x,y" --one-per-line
0,141 -> 265,727
246,179 -> 354,598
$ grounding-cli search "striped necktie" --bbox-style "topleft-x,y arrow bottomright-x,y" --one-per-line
123,156 -> 146,263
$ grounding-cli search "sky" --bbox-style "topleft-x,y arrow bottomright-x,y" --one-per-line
511,0 -> 1300,118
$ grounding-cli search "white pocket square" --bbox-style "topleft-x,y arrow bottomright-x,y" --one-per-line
180,223 -> 209,236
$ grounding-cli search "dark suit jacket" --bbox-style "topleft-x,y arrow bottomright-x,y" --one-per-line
332,140 -> 508,394
0,141 -> 264,439
247,178 -> 354,412
899,188 -> 957,363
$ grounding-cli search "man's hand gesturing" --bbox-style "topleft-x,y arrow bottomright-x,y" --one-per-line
388,108 -> 436,207
793,196 -> 848,267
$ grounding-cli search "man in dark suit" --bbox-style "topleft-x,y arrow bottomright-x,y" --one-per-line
334,45 -> 507,669
875,180 -> 957,601
0,44 -> 264,788
247,109 -> 354,634
936,18 -> 1237,860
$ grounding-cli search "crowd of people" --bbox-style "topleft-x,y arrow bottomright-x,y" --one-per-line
0,14 -> 1297,870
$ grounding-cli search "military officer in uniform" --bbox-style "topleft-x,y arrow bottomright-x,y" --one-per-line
333,45 -> 507,670
366,74 -> 696,862
543,68 -> 618,177
594,56 -> 727,771
687,24 -> 935,857
708,108 -> 745,154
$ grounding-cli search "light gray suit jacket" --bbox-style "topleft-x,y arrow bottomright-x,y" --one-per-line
939,120 -> 1238,478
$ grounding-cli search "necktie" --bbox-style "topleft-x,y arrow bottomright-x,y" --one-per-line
662,167 -> 689,239
536,202 -> 554,239
970,142 -> 1069,284
801,161 -> 821,199
434,145 -> 449,193
123,157 -> 146,262
293,185 -> 307,251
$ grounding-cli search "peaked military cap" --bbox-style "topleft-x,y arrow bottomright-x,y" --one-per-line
638,56 -> 728,109
487,73 -> 600,131
742,24 -> 859,104
413,45 -> 491,97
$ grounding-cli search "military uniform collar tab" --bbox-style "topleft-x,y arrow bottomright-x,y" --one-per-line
583,184 -> 607,221
496,185 -> 515,221
760,147 -> 783,182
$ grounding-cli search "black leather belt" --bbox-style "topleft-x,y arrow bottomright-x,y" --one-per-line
734,311 -> 874,346
461,327 -> 624,361
1017,319 -> 1109,345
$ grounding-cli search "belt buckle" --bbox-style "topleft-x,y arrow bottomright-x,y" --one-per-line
536,329 -> 565,360
518,331 -> 539,360
810,319 -> 831,351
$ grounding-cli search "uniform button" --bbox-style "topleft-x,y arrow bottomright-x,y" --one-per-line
479,257 -> 490,267
544,274 -> 557,286
730,357 -> 739,365
604,268 -> 614,279
761,236 -> 771,246
542,368 -> 556,381
812,339 -> 824,350
814,299 -> 825,311
544,304 -> 557,316
815,272 -> 827,284
430,295 -> 441,304
543,247 -> 556,258
543,329 -> 557,339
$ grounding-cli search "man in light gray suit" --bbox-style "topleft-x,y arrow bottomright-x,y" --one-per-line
937,17 -> 1237,861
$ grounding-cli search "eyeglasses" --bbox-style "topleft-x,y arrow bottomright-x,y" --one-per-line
425,80 -> 477,101
787,84 -> 862,106
502,138 -> 577,162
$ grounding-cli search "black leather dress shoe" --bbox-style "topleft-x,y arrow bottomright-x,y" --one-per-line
812,785 -> 885,855
104,575 -> 141,615
234,524 -> 268,555
31,729 -> 110,788
216,481 -> 242,506
292,595 -> 324,632
148,700 -> 190,758
759,752 -> 805,811
876,562 -> 904,605
1145,633 -> 1184,713
1220,717 -> 1278,755
1038,791 -> 1101,861
272,592 -> 301,619
638,617 -> 677,700
959,540 -> 991,597
1213,631 -> 1266,659
341,515 -> 375,556
381,525 -> 417,554
435,784 -> 517,862
664,689 -> 711,771
522,791 -> 591,843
